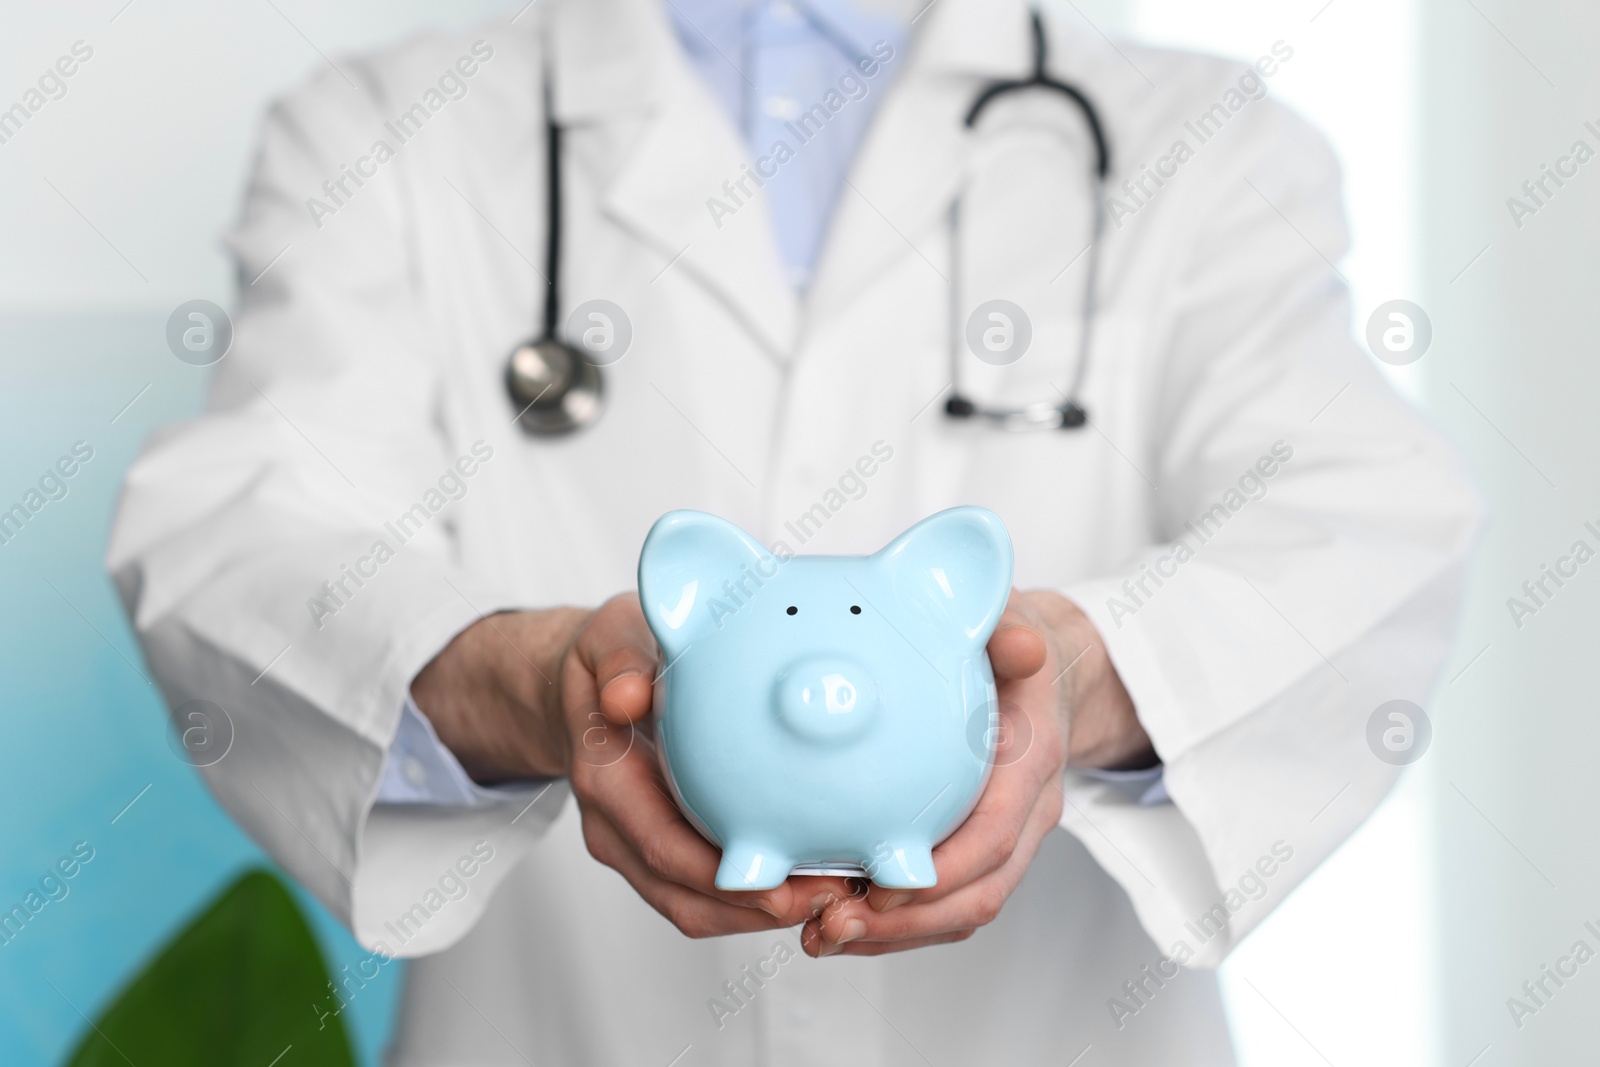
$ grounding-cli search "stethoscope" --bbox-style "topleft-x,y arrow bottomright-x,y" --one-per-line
504,76 -> 604,435
945,9 -> 1109,431
506,8 -> 1109,436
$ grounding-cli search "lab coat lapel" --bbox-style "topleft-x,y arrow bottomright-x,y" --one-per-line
804,0 -> 1033,327
551,0 -> 800,360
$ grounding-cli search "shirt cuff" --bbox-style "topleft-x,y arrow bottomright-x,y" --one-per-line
1072,763 -> 1170,806
378,695 -> 551,805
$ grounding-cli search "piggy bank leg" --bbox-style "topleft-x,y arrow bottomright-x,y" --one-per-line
715,842 -> 793,891
867,843 -> 938,889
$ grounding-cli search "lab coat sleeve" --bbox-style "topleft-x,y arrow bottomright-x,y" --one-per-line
106,61 -> 568,958
1056,100 -> 1483,967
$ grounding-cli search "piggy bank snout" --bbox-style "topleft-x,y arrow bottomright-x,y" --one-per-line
775,657 -> 879,744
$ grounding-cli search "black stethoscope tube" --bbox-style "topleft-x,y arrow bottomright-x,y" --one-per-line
504,73 -> 604,435
944,8 -> 1108,431
543,104 -> 562,341
507,7 -> 1108,436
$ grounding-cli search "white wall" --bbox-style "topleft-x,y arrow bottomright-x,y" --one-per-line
1418,0 -> 1600,1063
0,0 -> 523,315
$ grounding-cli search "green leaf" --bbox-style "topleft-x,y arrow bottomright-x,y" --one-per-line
64,868 -> 356,1067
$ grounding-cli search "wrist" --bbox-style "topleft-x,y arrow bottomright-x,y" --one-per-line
411,607 -> 590,783
1024,590 -> 1156,771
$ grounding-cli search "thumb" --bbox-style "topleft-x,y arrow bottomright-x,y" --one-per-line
577,593 -> 660,725
987,593 -> 1048,681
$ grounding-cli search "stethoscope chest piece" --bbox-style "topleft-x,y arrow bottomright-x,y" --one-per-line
507,337 -> 604,435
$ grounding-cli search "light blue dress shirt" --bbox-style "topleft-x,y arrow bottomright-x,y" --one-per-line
378,1 -> 1167,808
665,0 -> 907,288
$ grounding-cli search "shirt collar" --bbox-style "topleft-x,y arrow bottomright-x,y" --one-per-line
548,0 -> 1064,122
662,0 -> 907,65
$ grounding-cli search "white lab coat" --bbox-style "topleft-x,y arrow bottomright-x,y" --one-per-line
107,0 -> 1481,1063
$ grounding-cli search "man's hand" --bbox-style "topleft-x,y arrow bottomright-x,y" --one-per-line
410,596 -> 851,938
801,589 -> 1153,957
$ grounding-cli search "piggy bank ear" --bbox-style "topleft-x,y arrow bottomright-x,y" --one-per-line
872,507 -> 1013,648
638,511 -> 771,656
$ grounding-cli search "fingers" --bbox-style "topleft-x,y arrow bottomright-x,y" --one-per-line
786,593 -> 1067,927
811,782 -> 1063,952
987,593 -> 1048,682
570,587 -> 1065,949
921,609 -> 1071,898
567,594 -> 861,935
861,699 -> 1062,911
801,922 -> 974,957
581,810 -> 790,938
575,594 -> 660,725
830,785 -> 1057,942
573,719 -> 859,925
574,738 -> 791,914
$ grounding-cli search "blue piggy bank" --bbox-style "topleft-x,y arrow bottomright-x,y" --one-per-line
637,507 -> 1013,891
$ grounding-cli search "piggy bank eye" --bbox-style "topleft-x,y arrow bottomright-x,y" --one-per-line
850,605 -> 861,614
786,606 -> 798,615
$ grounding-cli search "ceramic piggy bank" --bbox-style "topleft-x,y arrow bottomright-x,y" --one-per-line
637,506 -> 1013,891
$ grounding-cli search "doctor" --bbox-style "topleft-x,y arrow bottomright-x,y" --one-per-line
109,0 -> 1480,1063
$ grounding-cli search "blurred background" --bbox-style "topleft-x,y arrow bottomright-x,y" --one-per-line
1,0 -> 1595,1063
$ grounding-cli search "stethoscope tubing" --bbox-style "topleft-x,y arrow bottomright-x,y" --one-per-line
510,6 -> 1109,436
943,8 -> 1109,432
